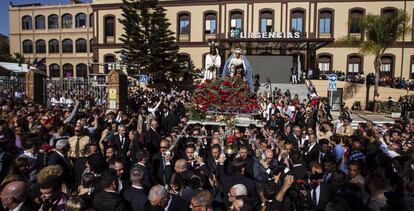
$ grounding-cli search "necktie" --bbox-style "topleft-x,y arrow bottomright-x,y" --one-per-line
319,153 -> 324,163
121,136 -> 124,150
312,187 -> 317,205
75,137 -> 80,158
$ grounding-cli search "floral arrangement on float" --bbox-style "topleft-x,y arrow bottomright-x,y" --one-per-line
188,76 -> 259,120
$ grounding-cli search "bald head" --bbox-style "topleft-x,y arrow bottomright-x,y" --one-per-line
264,149 -> 274,159
0,181 -> 28,209
148,185 -> 168,206
211,137 -> 220,145
191,190 -> 212,210
174,159 -> 187,173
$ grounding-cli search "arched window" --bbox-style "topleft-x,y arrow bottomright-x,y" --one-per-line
49,63 -> 60,78
178,13 -> 190,35
380,55 -> 394,77
347,55 -> 363,74
90,39 -> 93,53
62,14 -> 73,28
349,9 -> 364,34
22,16 -> 32,30
260,10 -> 273,33
381,7 -> 397,16
204,12 -> 216,34
230,10 -> 243,38
63,64 -> 74,78
62,39 -> 73,53
35,15 -> 45,29
319,10 -> 333,34
76,63 -> 88,78
291,10 -> 305,33
89,13 -> 94,28
49,39 -> 59,53
35,40 -> 46,53
104,16 -> 115,43
104,54 -> 116,74
318,54 -> 332,72
75,38 -> 87,53
48,14 -> 59,29
22,40 -> 33,54
75,13 -> 87,28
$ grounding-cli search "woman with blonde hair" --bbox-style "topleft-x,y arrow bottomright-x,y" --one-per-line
65,197 -> 86,211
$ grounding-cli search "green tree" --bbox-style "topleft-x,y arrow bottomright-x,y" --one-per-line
0,38 -> 12,62
148,5 -> 183,83
0,37 -> 26,63
119,0 -> 147,74
119,0 -> 184,83
338,10 -> 410,107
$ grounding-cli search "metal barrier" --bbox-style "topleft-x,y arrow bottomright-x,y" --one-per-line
0,77 -> 26,101
45,78 -> 108,108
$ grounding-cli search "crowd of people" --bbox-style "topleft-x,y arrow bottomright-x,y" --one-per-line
315,70 -> 414,91
0,83 -> 414,211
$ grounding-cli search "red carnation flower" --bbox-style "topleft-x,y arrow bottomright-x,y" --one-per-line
223,81 -> 231,86
227,135 -> 234,144
40,144 -> 52,153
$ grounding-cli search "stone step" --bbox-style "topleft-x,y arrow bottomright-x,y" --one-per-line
258,83 -> 309,101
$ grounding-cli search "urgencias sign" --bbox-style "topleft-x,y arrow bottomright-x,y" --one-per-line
231,31 -> 301,39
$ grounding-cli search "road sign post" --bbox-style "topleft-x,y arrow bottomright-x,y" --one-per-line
328,74 -> 337,107
139,74 -> 148,88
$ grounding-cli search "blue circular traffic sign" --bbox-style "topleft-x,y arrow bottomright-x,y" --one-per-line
328,74 -> 337,82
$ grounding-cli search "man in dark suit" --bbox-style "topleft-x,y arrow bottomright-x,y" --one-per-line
93,170 -> 129,211
123,167 -> 148,211
308,164 -> 333,211
146,184 -> 189,211
160,106 -> 180,136
112,124 -> 130,158
174,97 -> 186,118
268,113 -> 280,130
151,139 -> 173,186
238,145 -> 255,179
108,158 -> 129,193
287,150 -> 308,181
302,133 -> 320,165
317,139 -> 335,164
219,158 -> 259,208
287,126 -> 301,149
206,144 -> 225,177
0,181 -> 39,211
145,119 -> 161,154
47,139 -> 74,188
133,149 -> 151,191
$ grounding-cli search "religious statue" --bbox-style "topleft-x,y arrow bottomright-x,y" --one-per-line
204,43 -> 221,80
222,48 -> 254,92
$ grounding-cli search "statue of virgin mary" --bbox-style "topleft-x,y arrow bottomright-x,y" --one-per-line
222,48 -> 254,92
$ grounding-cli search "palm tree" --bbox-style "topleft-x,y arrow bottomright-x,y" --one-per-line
338,10 -> 410,109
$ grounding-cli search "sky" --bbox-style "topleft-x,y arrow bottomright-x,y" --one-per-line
0,0 -> 83,36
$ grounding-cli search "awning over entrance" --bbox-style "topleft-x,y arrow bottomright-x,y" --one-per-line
212,38 -> 334,53
211,37 -> 335,83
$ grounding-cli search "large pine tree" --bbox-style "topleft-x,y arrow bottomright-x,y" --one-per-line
119,0 -> 184,82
